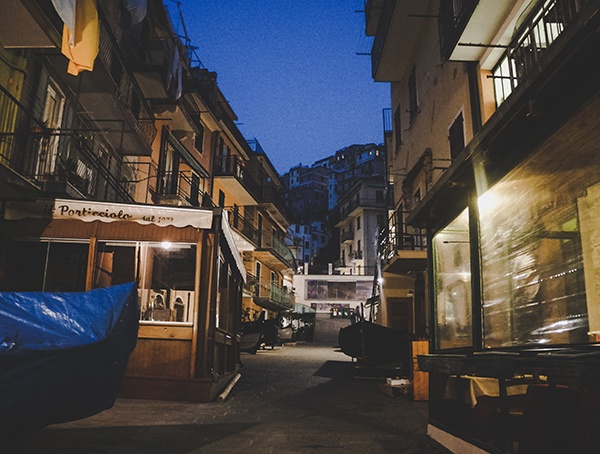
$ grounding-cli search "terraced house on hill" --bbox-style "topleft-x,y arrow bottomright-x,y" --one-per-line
0,0 -> 294,403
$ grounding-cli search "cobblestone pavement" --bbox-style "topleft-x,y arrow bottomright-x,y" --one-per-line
6,341 -> 446,454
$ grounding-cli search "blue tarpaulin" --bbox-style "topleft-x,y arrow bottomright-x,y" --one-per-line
0,283 -> 139,439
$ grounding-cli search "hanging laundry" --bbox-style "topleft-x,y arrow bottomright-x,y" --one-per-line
50,0 -> 76,45
124,0 -> 148,25
167,44 -> 182,100
60,0 -> 99,76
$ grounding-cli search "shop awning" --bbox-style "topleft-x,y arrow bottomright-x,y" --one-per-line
4,199 -> 213,230
221,211 -> 247,282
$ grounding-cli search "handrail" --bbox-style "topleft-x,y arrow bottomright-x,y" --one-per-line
491,0 -> 588,106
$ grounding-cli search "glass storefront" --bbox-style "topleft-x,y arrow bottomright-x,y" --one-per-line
431,123 -> 600,350
432,208 -> 472,349
3,239 -> 197,325
4,240 -> 88,292
95,241 -> 197,324
479,148 -> 597,347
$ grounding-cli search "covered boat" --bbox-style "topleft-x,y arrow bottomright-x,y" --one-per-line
0,282 -> 139,439
338,320 -> 413,373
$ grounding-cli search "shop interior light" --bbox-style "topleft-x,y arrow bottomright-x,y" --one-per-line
161,241 -> 173,250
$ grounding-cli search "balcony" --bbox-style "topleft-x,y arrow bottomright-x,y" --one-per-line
349,250 -> 363,261
438,0 -> 590,68
50,12 -> 157,157
256,183 -> 290,227
341,230 -> 354,244
254,281 -> 292,312
369,0 -> 437,82
378,211 -> 427,274
254,231 -> 296,271
155,170 -> 206,207
490,0 -> 592,106
226,209 -> 259,247
213,155 -> 259,206
334,260 -> 377,276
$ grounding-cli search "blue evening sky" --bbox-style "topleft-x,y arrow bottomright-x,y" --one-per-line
166,1 -> 390,174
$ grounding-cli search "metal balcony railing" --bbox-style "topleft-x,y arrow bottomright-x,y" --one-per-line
257,184 -> 289,217
269,282 -> 292,308
97,15 -> 157,151
341,230 -> 354,243
350,250 -> 363,260
214,154 -> 260,197
225,208 -> 259,244
438,0 -> 478,60
247,275 -> 292,310
121,160 -> 157,205
334,261 -> 377,276
258,230 -> 296,269
378,210 -> 427,262
156,170 -> 206,207
491,0 -> 590,107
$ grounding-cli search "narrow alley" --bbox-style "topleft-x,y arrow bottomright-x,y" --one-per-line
6,331 -> 443,454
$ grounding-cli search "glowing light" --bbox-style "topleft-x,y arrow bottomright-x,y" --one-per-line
161,241 -> 173,250
477,191 -> 502,215
377,277 -> 384,285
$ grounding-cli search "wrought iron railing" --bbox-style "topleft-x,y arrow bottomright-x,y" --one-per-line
438,0 -> 478,60
334,261 -> 377,276
225,208 -> 259,244
97,14 -> 157,150
341,230 -> 354,243
214,154 -> 260,197
378,210 -> 427,262
156,170 -> 205,207
258,230 -> 296,269
491,0 -> 589,106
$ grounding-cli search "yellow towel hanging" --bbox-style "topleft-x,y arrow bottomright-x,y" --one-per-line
61,0 -> 99,76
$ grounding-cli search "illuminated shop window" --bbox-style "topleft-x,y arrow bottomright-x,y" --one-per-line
432,208 -> 472,350
95,241 -> 196,324
478,142 -> 598,347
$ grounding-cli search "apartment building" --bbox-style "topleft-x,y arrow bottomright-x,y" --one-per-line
238,139 -> 296,321
366,0 -> 600,451
284,143 -> 386,272
336,176 -> 386,277
0,0 -> 293,402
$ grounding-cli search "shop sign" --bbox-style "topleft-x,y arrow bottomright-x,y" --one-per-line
5,199 -> 213,230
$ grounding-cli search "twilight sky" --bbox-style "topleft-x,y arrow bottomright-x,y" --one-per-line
166,1 -> 390,174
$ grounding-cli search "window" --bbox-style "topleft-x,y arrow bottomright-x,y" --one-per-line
4,240 -> 88,292
449,112 -> 465,159
218,190 -> 225,207
255,261 -> 262,286
408,66 -> 419,122
102,242 -> 196,324
376,191 -> 384,203
432,209 -> 472,350
194,123 -> 204,153
357,216 -> 361,231
159,129 -> 181,196
34,70 -> 66,177
478,135 -> 597,348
